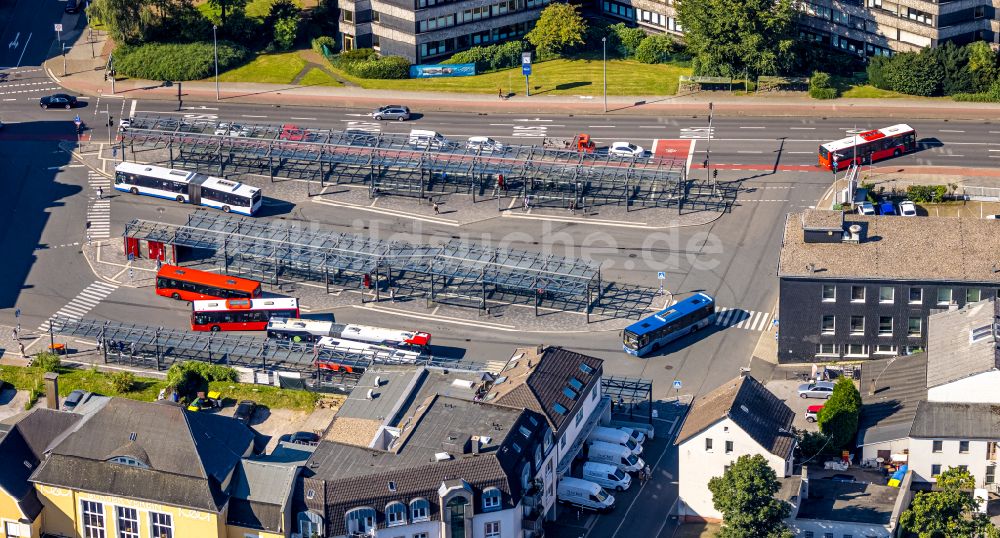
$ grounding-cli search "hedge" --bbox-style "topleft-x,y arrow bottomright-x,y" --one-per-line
906,185 -> 948,203
443,41 -> 524,73
325,48 -> 409,79
115,41 -> 251,81
635,34 -> 676,64
808,71 -> 838,99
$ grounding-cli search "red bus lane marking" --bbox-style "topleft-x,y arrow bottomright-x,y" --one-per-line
652,139 -> 696,174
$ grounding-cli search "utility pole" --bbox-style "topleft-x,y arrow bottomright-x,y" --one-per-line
106,104 -> 111,142
706,102 -> 715,195
602,37 -> 607,113
62,43 -> 67,77
213,25 -> 220,101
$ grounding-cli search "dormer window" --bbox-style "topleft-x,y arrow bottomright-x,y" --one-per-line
482,487 -> 502,511
108,456 -> 149,469
409,498 -> 430,522
344,507 -> 376,534
386,501 -> 407,527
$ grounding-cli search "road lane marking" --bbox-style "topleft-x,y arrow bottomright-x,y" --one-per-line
787,151 -> 814,154
290,117 -> 317,120
740,126 -> 766,129
789,127 -> 816,130
737,150 -> 763,153
129,99 -> 138,118
939,129 -> 965,133
15,33 -> 31,68
241,114 -> 267,118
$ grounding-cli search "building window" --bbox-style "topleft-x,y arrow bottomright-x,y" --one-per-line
149,512 -> 172,538
816,343 -> 838,356
372,11 -> 380,22
575,409 -> 583,426
851,286 -> 865,302
975,4 -> 985,17
386,502 -> 407,526
485,521 -> 501,538
845,344 -> 867,357
909,287 -> 922,304
908,317 -> 922,337
822,284 -> 836,302
342,9 -> 354,23
868,0 -> 881,7
824,533 -> 833,538
986,465 -> 996,484
821,315 -> 835,334
932,464 -> 942,476
482,488 -> 502,511
879,316 -> 893,336
82,500 -> 105,538
907,7 -> 932,24
933,440 -> 943,453
937,288 -> 954,305
879,287 -> 894,303
725,440 -> 734,454
116,507 -> 139,538
447,497 -> 468,538
850,316 -> 865,334
966,288 -> 981,303
705,438 -> 713,451
4,521 -> 24,537
960,441 -> 970,453
410,499 -> 430,522
343,34 -> 355,51
875,344 -> 897,355
345,507 -> 376,534
958,465 -> 969,472
414,534 -> 429,538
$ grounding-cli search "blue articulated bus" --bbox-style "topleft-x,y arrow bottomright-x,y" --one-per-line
623,293 -> 716,357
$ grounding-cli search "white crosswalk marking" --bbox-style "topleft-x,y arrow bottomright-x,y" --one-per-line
87,170 -> 112,239
38,281 -> 118,332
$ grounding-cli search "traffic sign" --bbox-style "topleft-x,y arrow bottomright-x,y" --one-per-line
673,380 -> 682,390
127,252 -> 135,261
522,52 -> 532,76
54,24 -> 63,32
657,271 -> 666,280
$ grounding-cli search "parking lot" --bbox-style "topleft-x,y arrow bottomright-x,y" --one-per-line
765,378 -> 827,431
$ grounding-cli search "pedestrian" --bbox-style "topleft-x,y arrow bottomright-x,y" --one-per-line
433,202 -> 440,215
523,196 -> 530,212
18,342 -> 25,357
97,186 -> 103,200
11,328 -> 17,342
498,88 -> 503,100
390,288 -> 396,303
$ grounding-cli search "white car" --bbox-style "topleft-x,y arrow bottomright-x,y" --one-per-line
856,201 -> 876,215
214,123 -> 232,136
899,200 -> 918,217
466,136 -> 505,153
608,142 -> 644,158
118,117 -> 131,130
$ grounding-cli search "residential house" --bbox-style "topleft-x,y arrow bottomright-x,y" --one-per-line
675,374 -> 796,522
782,468 -> 912,538
776,210 -> 1000,363
856,353 -> 927,462
925,298 -> 1000,404
0,408 -> 81,538
907,400 -> 1000,489
30,397 -> 255,538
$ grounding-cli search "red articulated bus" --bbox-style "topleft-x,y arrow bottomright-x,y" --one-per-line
818,124 -> 917,171
156,265 -> 262,301
191,298 -> 299,332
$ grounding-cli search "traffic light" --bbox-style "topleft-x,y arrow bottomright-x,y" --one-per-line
713,170 -> 719,179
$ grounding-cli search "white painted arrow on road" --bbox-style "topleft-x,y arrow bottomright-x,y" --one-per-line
8,32 -> 19,50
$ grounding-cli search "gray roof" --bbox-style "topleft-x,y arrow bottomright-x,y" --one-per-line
30,398 -> 254,511
675,375 -> 796,458
796,480 -> 900,525
926,299 -> 1000,388
909,400 -> 1000,439
857,354 -> 928,447
0,409 -> 82,520
801,209 -> 844,232
227,500 -> 283,533
778,212 -> 1000,283
227,457 -> 304,532
336,366 -> 426,422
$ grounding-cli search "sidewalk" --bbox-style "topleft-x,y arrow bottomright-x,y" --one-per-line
45,29 -> 1000,120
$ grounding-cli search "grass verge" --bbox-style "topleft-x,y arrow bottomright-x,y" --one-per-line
673,522 -> 721,538
209,380 -> 319,412
215,51 -> 307,84
297,67 -> 342,87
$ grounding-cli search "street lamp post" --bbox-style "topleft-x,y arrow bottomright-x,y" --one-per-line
213,25 -> 220,101
601,37 -> 607,113
706,102 -> 715,194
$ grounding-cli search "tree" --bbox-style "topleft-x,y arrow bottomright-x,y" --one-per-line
88,0 -> 149,45
206,0 -> 248,27
817,377 -> 861,449
900,467 -> 999,538
635,34 -> 676,64
707,454 -> 794,538
525,3 -> 587,57
677,0 -> 795,77
609,23 -> 647,57
883,51 -> 944,96
273,17 -> 299,50
967,40 -> 999,93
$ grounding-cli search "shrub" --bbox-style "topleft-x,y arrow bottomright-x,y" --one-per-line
166,361 -> 238,399
817,377 -> 861,449
33,353 -> 61,373
808,71 -> 838,99
883,51 -> 944,96
273,16 -> 299,50
634,34 -> 676,64
866,55 -> 891,90
348,56 -> 410,79
444,41 -> 524,72
338,48 -> 379,63
311,36 -> 336,56
109,371 -> 136,393
115,41 -> 251,81
906,185 -> 948,203
610,23 -> 646,57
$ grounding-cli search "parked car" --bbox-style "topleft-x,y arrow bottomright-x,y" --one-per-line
608,142 -> 645,158
878,200 -> 895,215
371,105 -> 410,121
798,381 -> 836,399
466,136 -> 505,153
278,124 -> 306,141
39,94 -> 78,109
582,461 -> 632,492
63,389 -> 91,411
856,201 -> 876,215
557,477 -> 616,513
233,400 -> 257,425
899,200 -> 918,217
214,123 -> 233,136
279,431 -> 320,446
805,404 -> 824,423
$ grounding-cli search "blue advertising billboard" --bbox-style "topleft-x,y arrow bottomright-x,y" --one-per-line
409,63 -> 476,78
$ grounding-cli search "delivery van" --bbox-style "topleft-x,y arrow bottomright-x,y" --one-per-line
557,477 -> 615,513
589,426 -> 642,456
408,129 -> 448,149
586,441 -> 645,472
582,461 -> 632,492
616,426 -> 647,445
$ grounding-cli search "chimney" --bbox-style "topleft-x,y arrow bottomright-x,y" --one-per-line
800,466 -> 809,500
843,224 -> 863,243
44,372 -> 59,410
471,435 -> 481,454
739,367 -> 751,378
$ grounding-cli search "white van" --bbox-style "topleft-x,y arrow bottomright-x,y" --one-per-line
589,426 -> 642,455
582,461 -> 632,492
557,477 -> 615,513
617,426 -> 647,445
408,129 -> 448,149
587,441 -> 645,472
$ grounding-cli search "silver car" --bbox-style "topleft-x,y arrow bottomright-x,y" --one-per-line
797,381 -> 836,399
371,105 -> 410,121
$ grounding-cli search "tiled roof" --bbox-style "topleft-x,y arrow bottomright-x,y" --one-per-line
778,212 -> 1000,283
909,400 -> 1000,439
487,346 -> 603,434
29,398 -> 253,511
926,299 -> 1000,388
675,375 -> 796,458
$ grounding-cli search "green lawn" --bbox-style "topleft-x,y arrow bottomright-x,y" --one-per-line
216,51 -> 307,84
297,67 -> 342,86
196,0 -> 306,20
332,57 -> 691,96
839,84 -> 913,99
673,523 -> 721,538
209,380 -> 319,412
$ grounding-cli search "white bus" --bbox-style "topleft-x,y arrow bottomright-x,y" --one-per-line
266,318 -> 431,348
114,162 -> 262,216
315,336 -> 423,363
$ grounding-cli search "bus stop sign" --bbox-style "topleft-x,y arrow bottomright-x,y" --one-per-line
673,380 -> 682,390
522,52 -> 532,76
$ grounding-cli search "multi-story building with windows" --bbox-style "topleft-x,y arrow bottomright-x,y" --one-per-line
337,0 -> 550,63
776,210 -> 1000,363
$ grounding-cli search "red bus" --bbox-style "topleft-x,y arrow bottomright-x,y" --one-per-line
156,265 -> 262,301
818,124 -> 917,170
191,298 -> 299,331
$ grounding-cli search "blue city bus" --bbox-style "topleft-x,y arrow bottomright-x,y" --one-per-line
623,293 -> 716,357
